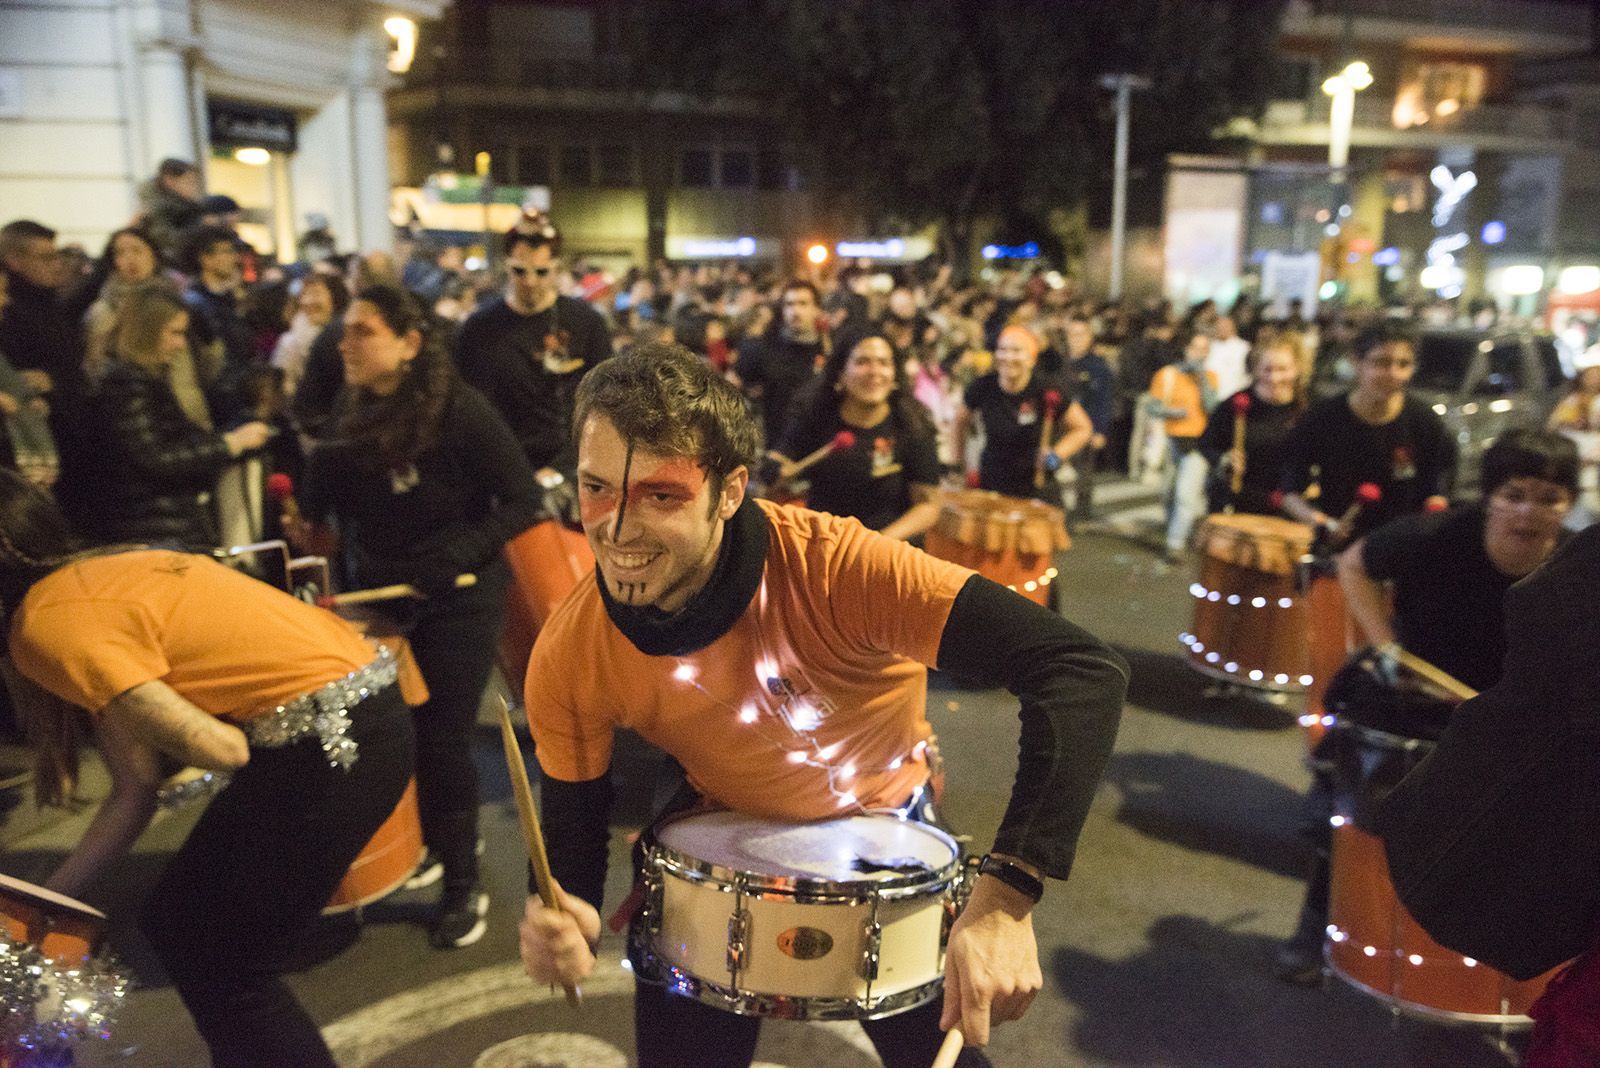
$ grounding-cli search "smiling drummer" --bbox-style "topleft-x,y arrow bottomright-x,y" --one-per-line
517,344 -> 1126,1068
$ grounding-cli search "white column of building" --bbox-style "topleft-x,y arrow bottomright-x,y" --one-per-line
129,0 -> 198,170
348,23 -> 394,253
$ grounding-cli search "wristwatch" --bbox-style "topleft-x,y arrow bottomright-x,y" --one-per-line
977,854 -> 1045,904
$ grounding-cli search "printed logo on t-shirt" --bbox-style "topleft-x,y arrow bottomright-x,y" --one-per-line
541,328 -> 584,375
1016,400 -> 1037,427
389,463 -> 421,494
1392,445 -> 1416,482
870,436 -> 902,478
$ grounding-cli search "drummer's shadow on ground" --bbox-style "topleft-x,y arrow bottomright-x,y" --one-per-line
1116,645 -> 1300,733
1051,916 -> 1520,1068
1102,750 -> 1308,879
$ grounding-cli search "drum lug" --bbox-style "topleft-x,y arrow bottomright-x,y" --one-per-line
726,877 -> 750,982
642,869 -> 663,938
860,917 -> 882,984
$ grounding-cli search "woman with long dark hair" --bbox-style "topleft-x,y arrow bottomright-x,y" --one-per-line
290,284 -> 538,947
770,333 -> 943,540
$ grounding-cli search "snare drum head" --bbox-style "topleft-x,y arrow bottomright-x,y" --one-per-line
0,872 -> 106,922
656,812 -> 958,884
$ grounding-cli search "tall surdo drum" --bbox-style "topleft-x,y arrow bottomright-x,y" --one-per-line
632,812 -> 967,1020
922,490 -> 1067,606
1181,514 -> 1313,692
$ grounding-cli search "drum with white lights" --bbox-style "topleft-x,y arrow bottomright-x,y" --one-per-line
631,811 -> 966,1020
922,490 -> 1067,606
1327,821 -> 1561,1024
1180,514 -> 1314,692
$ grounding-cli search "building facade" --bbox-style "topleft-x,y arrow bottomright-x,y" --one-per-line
0,0 -> 446,259
1226,0 -> 1596,313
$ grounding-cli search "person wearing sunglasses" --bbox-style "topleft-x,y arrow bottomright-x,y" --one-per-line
453,214 -> 610,486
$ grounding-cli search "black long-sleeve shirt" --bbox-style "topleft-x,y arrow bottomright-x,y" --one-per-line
301,383 -> 540,589
1198,389 -> 1302,515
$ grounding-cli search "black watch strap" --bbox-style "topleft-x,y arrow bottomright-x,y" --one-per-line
978,854 -> 1044,903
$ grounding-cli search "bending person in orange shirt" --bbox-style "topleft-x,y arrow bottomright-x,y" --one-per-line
0,470 -> 413,1068
516,344 -> 1127,1068
1147,327 -> 1218,563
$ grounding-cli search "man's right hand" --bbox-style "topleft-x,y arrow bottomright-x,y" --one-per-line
519,881 -> 601,988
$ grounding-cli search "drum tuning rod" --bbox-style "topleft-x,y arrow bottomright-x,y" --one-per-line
1396,650 -> 1478,702
496,694 -> 583,1008
932,1027 -> 965,1068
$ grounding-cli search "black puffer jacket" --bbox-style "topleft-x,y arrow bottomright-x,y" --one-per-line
76,361 -> 234,546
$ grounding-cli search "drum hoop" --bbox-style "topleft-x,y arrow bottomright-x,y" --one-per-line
642,817 -> 963,900
629,935 -> 946,1021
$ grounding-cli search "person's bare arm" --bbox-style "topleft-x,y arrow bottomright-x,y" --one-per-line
100,680 -> 251,772
879,482 -> 941,542
1280,491 -> 1330,529
45,707 -> 164,897
952,403 -> 975,478
1051,401 -> 1093,463
1337,538 -> 1397,649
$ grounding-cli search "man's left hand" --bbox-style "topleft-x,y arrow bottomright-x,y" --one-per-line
939,872 -> 1043,1046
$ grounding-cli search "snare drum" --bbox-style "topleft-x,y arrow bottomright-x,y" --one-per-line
323,778 -> 425,914
922,490 -> 1067,606
1182,515 -> 1313,692
633,812 -> 966,1020
498,521 -> 594,694
0,873 -> 106,963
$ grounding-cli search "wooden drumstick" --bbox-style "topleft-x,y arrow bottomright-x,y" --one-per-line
932,1027 -> 965,1068
496,695 -> 583,1008
316,573 -> 477,608
782,430 -> 857,481
1396,650 -> 1478,702
1229,393 -> 1250,495
1033,389 -> 1062,491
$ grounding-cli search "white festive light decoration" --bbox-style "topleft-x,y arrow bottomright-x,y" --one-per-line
1179,632 -> 1313,689
1189,583 -> 1301,610
1323,924 -> 1481,970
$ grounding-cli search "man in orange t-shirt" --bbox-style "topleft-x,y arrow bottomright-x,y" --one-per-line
518,345 -> 1127,1068
1147,327 -> 1219,563
0,471 -> 412,1068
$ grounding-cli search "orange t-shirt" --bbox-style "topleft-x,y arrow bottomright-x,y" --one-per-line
9,550 -> 377,718
525,501 -> 973,821
1150,364 -> 1217,438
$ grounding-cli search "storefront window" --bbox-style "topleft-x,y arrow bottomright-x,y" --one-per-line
1392,61 -> 1487,129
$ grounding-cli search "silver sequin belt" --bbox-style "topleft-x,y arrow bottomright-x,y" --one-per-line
235,648 -> 399,771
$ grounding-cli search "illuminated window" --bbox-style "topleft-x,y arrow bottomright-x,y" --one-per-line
1393,61 -> 1487,128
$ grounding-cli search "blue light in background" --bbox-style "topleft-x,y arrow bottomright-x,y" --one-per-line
1481,221 -> 1506,246
1372,247 -> 1401,267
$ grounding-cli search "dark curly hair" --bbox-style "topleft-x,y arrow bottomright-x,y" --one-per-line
573,342 -> 758,498
796,332 -> 934,446
335,284 -> 455,467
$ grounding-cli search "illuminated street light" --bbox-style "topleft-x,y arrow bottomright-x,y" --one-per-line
234,147 -> 271,166
1322,60 -> 1371,175
806,243 -> 829,265
385,16 -> 418,74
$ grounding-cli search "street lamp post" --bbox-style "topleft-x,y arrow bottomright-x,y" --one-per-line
1099,73 -> 1150,303
1321,60 -> 1372,182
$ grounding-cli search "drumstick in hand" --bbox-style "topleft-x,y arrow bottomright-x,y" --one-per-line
784,430 -> 856,480
1033,389 -> 1063,490
932,1028 -> 965,1068
1396,650 -> 1478,702
496,695 -> 583,1008
1229,393 -> 1250,495
316,574 -> 477,607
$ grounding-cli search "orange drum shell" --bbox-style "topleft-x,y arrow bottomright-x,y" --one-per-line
926,491 -> 1066,607
1186,554 -> 1309,691
498,521 -> 594,695
0,888 -> 104,963
1327,822 -> 1562,1023
324,778 -> 425,914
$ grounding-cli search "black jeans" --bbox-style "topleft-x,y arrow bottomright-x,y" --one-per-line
633,985 -> 993,1068
140,684 -> 414,1068
405,561 -> 508,890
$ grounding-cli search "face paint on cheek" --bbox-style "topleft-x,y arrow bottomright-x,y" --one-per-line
627,458 -> 707,514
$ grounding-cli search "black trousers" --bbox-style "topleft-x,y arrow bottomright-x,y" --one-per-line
140,684 -> 414,1068
633,985 -> 993,1068
404,561 -> 508,890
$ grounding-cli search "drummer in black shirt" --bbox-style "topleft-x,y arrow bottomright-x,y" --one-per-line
1275,429 -> 1577,985
954,325 -> 1092,508
1279,322 -> 1455,546
1198,339 -> 1303,515
773,334 -> 943,540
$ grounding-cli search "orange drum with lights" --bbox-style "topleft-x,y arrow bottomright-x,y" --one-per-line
498,521 -> 594,694
1327,821 -> 1561,1023
1181,515 -> 1313,692
0,873 -> 106,964
922,490 -> 1066,606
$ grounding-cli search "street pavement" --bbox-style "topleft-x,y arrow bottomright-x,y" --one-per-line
6,483 -> 1532,1067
